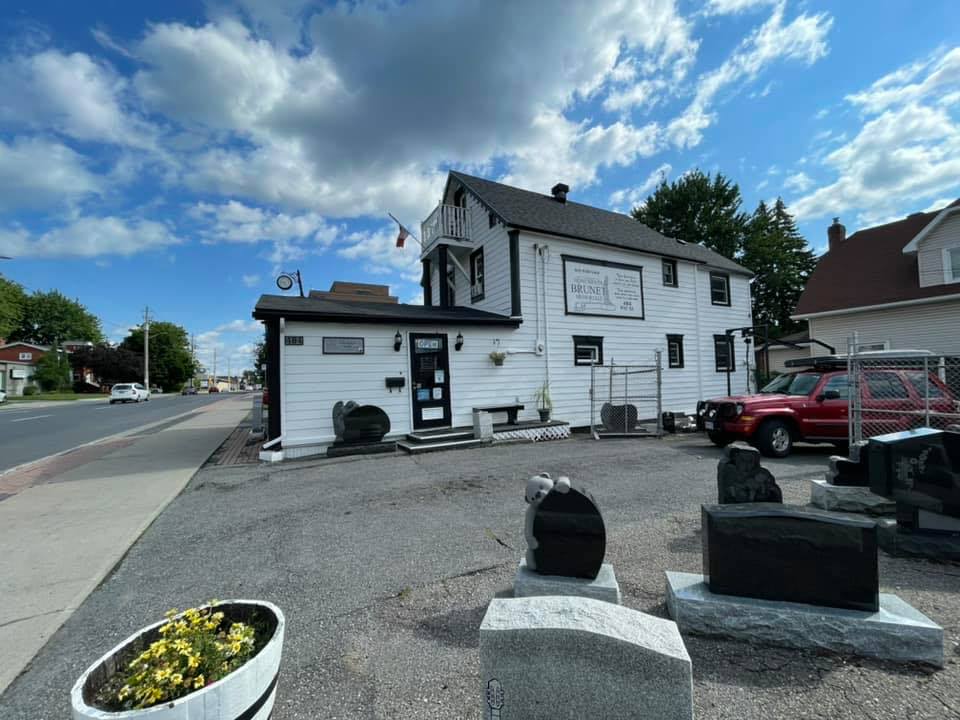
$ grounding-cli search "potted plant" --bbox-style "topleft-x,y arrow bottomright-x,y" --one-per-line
534,382 -> 553,422
71,600 -> 285,720
489,351 -> 506,367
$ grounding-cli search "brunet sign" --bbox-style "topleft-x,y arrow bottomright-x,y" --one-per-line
562,256 -> 645,319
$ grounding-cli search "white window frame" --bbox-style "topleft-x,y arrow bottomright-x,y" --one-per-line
944,247 -> 960,284
573,336 -> 603,366
709,272 -> 730,306
18,352 -> 32,361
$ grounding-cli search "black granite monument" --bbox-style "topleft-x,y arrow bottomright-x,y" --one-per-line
827,441 -> 871,487
716,442 -> 782,504
328,400 -> 394,457
702,503 -> 879,612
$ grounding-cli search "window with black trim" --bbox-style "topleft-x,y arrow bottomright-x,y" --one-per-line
488,211 -> 497,229
662,259 -> 678,287
573,335 -> 603,366
710,272 -> 730,306
470,248 -> 485,302
667,334 -> 684,368
714,334 -> 734,372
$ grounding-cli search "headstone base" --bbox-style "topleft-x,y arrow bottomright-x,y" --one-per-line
481,596 -> 693,720
513,559 -> 621,605
666,571 -> 943,667
326,440 -> 396,458
809,478 -> 895,515
877,519 -> 960,561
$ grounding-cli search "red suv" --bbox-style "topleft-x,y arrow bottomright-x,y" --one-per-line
697,361 -> 957,458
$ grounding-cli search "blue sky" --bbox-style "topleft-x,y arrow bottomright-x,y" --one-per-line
1,1 -> 958,371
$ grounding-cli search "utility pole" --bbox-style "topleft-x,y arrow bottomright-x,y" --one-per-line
190,333 -> 196,387
213,348 -> 217,389
227,358 -> 232,392
143,307 -> 151,389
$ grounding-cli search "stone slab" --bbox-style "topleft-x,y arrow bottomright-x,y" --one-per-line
809,478 -> 895,515
666,571 -> 943,667
513,559 -> 621,604
877,518 -> 960,561
480,595 -> 693,719
325,440 -> 396,458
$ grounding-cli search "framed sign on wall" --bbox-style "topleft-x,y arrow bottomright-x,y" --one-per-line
323,337 -> 365,355
562,255 -> 645,319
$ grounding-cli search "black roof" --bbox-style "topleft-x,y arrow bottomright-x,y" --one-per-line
253,294 -> 522,326
450,171 -> 751,276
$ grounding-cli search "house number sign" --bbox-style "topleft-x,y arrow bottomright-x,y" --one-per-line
284,336 -> 304,346
322,337 -> 365,354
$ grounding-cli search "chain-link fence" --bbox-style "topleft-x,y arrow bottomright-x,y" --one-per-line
590,354 -> 662,439
848,344 -> 960,449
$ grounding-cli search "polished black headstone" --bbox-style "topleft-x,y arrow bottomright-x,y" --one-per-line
531,487 -> 605,579
333,400 -> 391,444
828,441 -> 871,487
717,442 -> 782,504
702,503 -> 879,612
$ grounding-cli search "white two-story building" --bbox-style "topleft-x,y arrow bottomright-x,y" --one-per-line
254,172 -> 753,458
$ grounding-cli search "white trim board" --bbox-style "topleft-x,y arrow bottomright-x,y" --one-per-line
902,205 -> 960,254
793,292 -> 960,320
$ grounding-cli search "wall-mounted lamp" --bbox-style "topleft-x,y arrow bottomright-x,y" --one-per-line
455,332 -> 464,351
394,331 -> 403,352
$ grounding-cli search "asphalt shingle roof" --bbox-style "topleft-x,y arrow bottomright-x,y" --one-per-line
450,171 -> 751,276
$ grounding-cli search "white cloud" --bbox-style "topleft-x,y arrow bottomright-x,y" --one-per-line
667,2 -> 832,149
783,171 -> 813,193
191,200 -> 339,245
242,273 -> 262,287
609,163 -> 672,209
792,45 -> 960,222
0,216 -> 181,258
922,197 -> 956,214
337,225 -> 421,284
704,0 -> 778,15
0,137 -> 101,210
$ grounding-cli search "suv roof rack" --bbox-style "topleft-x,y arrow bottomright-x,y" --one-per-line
784,349 -> 937,369
784,355 -> 846,369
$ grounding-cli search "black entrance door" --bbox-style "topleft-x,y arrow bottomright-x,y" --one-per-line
410,333 -> 452,429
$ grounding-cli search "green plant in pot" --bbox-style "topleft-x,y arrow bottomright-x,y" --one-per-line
534,382 -> 552,422
489,351 -> 506,367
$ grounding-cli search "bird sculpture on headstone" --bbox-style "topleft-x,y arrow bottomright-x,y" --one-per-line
524,473 -> 570,572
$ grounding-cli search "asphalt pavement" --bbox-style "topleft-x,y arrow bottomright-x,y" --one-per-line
0,393 -> 232,472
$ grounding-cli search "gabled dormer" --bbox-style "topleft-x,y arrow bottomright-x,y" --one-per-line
902,200 -> 960,288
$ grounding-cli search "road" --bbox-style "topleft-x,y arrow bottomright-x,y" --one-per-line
0,393 -> 246,472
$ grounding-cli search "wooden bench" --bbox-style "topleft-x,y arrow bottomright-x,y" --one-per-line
473,403 -> 524,425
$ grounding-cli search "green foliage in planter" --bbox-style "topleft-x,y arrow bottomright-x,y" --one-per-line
533,381 -> 553,410
489,351 -> 506,364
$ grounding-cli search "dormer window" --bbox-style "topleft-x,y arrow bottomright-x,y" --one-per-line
945,247 -> 960,283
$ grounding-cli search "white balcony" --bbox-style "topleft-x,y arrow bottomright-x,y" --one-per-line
421,203 -> 470,253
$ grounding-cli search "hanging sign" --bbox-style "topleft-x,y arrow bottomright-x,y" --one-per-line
562,256 -> 644,319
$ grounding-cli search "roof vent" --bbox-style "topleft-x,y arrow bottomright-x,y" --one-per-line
551,183 -> 569,203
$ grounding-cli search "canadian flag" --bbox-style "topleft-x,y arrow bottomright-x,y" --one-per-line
395,225 -> 409,249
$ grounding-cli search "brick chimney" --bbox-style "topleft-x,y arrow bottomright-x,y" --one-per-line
827,217 -> 845,252
551,183 -> 569,203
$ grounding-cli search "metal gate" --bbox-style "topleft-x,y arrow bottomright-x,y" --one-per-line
590,353 -> 662,439
848,339 -> 960,451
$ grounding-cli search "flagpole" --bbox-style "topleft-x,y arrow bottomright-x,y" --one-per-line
388,212 -> 421,250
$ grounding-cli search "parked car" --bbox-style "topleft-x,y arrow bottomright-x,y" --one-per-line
0,389 -> 6,404
181,386 -> 198,395
697,357 -> 957,458
208,386 -> 220,393
110,383 -> 151,404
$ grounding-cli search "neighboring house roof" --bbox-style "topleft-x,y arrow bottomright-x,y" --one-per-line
0,342 -> 50,352
794,199 -> 960,317
448,171 -> 751,276
253,294 -> 522,326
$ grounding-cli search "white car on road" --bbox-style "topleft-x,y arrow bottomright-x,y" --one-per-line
110,383 -> 150,404
0,389 -> 6,404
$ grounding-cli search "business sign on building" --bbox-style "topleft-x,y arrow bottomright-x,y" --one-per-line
562,256 -> 644,319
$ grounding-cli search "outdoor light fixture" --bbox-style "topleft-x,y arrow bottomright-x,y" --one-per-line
394,331 -> 403,352
455,332 -> 464,351
276,269 -> 304,297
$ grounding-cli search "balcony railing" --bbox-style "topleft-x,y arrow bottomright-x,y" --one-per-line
421,203 -> 470,250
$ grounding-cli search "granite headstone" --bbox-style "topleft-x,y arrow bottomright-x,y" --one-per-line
716,442 -> 782,504
827,441 -> 871,487
332,400 -> 391,444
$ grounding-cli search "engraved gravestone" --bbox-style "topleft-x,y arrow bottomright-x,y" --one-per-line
716,442 -> 782,504
332,400 -> 391,444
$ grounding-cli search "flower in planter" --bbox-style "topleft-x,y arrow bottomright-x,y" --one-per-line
489,351 -> 507,365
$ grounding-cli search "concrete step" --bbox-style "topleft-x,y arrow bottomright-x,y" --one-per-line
406,429 -> 475,443
397,437 -> 484,454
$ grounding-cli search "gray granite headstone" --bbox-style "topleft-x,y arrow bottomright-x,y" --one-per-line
480,596 -> 693,719
809,478 -> 895,515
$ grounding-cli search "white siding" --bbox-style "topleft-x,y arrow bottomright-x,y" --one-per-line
918,213 -> 960,287
808,299 -> 960,356
762,346 -> 810,373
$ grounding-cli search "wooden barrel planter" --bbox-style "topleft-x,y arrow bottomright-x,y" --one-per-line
71,600 -> 285,720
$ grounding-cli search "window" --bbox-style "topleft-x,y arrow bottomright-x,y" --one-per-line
453,187 -> 466,208
821,374 -> 849,400
761,372 -> 822,396
865,372 -> 910,399
904,370 -> 946,398
18,352 -> 32,361
662,259 -> 678,287
667,334 -> 684,368
573,335 -> 603,366
946,247 -> 960,282
470,248 -> 485,302
713,334 -> 734,372
488,211 -> 497,229
710,272 -> 730,306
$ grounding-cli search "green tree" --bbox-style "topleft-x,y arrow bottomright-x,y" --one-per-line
34,344 -> 72,392
252,331 -> 267,384
741,198 -> 818,337
10,290 -> 104,345
632,170 -> 748,260
70,344 -> 144,386
0,276 -> 26,340
122,321 -> 196,391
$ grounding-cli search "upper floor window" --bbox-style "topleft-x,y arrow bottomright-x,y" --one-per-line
18,352 -> 32,361
946,247 -> 960,283
662,259 -> 678,287
710,272 -> 730,306
488,211 -> 497,229
573,335 -> 603,366
470,248 -> 485,303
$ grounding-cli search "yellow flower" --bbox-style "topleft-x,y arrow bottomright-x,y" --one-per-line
194,675 -> 205,689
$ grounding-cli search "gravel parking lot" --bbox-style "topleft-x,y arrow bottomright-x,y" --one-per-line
2,433 -> 958,719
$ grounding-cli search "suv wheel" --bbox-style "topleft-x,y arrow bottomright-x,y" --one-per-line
756,419 -> 793,458
707,430 -> 733,448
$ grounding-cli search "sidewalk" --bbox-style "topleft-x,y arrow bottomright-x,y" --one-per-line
0,395 -> 251,693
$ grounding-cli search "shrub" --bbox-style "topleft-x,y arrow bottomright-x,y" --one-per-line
22,385 -> 37,396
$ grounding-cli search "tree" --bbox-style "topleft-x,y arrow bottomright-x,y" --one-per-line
0,276 -> 26,340
122,321 -> 196,391
632,170 -> 748,260
741,198 -> 818,338
34,344 -> 72,392
10,290 -> 104,345
70,345 -> 144,386
252,331 -> 267,384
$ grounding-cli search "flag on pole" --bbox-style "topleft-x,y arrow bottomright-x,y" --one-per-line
388,212 -> 414,249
